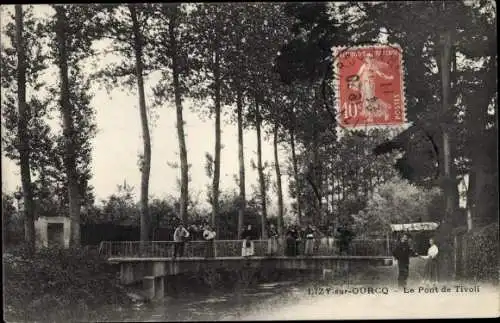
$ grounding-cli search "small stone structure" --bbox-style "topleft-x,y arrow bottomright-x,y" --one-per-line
35,216 -> 71,249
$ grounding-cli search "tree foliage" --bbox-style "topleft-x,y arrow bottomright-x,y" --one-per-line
352,177 -> 443,235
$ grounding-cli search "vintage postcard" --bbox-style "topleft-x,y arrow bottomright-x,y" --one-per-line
2,2 -> 498,322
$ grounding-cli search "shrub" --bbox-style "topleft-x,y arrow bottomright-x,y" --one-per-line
3,245 -> 132,322
461,223 -> 499,283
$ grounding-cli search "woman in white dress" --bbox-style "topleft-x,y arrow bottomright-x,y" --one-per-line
419,238 -> 439,284
241,225 -> 256,257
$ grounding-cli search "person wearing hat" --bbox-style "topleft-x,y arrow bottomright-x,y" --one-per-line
267,224 -> 279,256
392,233 -> 418,287
173,222 -> 190,258
203,224 -> 217,258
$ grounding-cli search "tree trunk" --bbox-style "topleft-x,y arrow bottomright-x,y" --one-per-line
312,150 -> 322,225
55,6 -> 81,247
439,30 -> 454,224
468,58 -> 496,228
341,169 -> 345,203
273,123 -> 284,236
237,86 -> 246,239
212,50 -> 222,232
436,27 -> 456,281
332,163 -> 338,217
130,5 -> 151,241
330,173 -> 335,215
15,5 -> 35,251
312,100 -> 322,225
255,97 -> 267,239
289,125 -> 302,224
169,11 -> 189,224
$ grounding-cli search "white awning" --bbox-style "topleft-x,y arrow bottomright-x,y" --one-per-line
390,222 -> 439,232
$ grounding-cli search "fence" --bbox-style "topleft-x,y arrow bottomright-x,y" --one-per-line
99,238 -> 390,258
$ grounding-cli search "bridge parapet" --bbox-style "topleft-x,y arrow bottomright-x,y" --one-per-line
99,239 -> 390,258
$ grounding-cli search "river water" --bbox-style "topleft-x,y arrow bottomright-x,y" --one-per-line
99,259 -> 499,321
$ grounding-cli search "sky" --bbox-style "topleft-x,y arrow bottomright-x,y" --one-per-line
0,5 -> 293,215
2,71 -> 293,214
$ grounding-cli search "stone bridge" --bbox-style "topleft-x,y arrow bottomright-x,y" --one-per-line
101,240 -> 393,301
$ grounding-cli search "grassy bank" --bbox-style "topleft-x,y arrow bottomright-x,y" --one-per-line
3,245 -> 134,322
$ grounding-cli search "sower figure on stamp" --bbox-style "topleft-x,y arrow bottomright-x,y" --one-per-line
420,237 -> 439,284
350,52 -> 394,122
392,233 -> 418,287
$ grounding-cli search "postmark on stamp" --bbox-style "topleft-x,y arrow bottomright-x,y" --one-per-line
332,44 -> 407,130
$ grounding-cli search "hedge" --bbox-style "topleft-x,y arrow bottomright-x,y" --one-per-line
459,222 -> 499,283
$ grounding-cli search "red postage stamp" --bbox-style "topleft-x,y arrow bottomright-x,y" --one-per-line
333,44 -> 406,129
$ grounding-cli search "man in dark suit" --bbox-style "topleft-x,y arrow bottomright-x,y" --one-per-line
392,233 -> 418,287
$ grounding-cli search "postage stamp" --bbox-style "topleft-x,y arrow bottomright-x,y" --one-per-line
332,44 -> 407,130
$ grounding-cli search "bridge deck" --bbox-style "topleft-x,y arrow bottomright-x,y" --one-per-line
111,254 -> 394,289
109,255 -> 392,263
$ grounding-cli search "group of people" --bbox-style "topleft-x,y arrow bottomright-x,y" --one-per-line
392,233 -> 439,287
284,224 -> 354,256
173,222 -> 216,258
238,224 -> 279,257
171,221 -> 354,258
285,224 -> 320,256
172,222 -> 276,258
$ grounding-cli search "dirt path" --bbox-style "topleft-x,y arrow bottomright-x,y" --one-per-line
239,259 -> 499,320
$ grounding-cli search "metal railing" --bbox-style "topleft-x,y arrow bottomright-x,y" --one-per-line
99,238 -> 390,258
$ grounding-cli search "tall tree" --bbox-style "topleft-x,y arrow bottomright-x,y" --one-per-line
129,4 -> 151,241
47,4 -> 104,245
150,4 -> 194,224
275,2 -> 351,226
236,86 -> 246,238
273,122 -> 284,235
93,4 -> 156,241
289,105 -> 302,223
190,4 -> 234,231
254,97 -> 267,238
221,3 -> 252,239
243,2 -> 291,237
54,5 -> 82,246
14,5 -> 35,250
211,19 -> 222,231
2,5 -> 54,247
168,6 -> 189,225
1,6 -> 96,233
